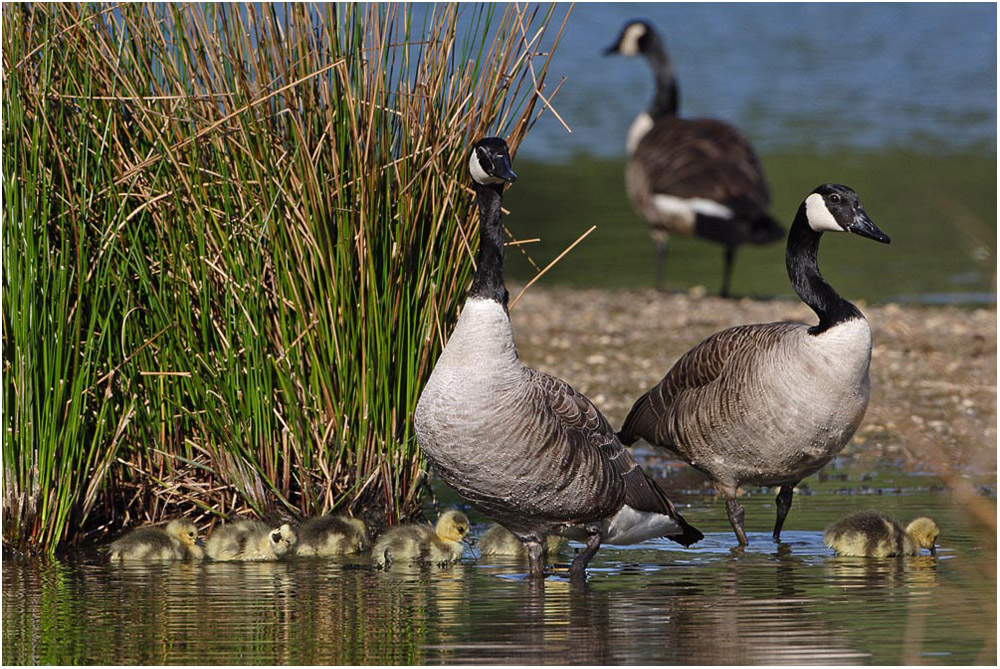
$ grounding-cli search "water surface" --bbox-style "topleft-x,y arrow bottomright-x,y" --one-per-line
5,473 -> 995,665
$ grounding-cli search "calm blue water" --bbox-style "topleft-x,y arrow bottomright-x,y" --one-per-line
510,3 -> 996,160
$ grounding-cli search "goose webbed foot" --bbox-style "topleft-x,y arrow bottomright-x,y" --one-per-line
772,483 -> 796,542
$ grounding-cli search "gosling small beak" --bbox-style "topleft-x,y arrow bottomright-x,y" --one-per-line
929,544 -> 936,556
846,208 -> 890,244
195,538 -> 205,547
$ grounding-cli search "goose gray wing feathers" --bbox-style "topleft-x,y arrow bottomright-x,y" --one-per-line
619,322 -> 801,449
633,119 -> 771,212
530,370 -> 697,538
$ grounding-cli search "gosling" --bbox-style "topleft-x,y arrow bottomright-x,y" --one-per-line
108,518 -> 204,561
296,515 -> 368,557
372,510 -> 469,568
478,523 -> 567,560
824,511 -> 939,557
205,520 -> 297,561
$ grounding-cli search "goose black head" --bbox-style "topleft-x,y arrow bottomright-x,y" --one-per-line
604,19 -> 656,57
803,183 -> 890,244
469,137 -> 517,186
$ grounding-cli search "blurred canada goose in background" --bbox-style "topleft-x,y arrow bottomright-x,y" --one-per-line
478,523 -> 568,560
296,515 -> 368,557
605,19 -> 784,296
414,137 -> 702,582
108,518 -> 204,561
206,520 -> 297,561
825,511 -> 939,557
372,510 -> 470,568
619,184 -> 890,546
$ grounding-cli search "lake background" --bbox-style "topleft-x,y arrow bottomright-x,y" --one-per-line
500,2 -> 996,303
4,3 -> 996,665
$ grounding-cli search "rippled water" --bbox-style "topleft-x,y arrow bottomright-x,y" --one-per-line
5,479 -> 995,665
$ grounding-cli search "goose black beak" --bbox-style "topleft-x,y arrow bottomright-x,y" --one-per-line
846,209 -> 890,244
494,155 -> 517,183
604,43 -> 620,56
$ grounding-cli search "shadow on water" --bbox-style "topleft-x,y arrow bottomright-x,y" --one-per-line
4,480 -> 995,665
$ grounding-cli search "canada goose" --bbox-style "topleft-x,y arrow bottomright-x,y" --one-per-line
372,510 -> 470,568
295,514 -> 368,557
605,19 -> 784,296
108,518 -> 205,561
619,184 -> 890,546
205,520 -> 297,561
825,511 -> 939,557
414,137 -> 703,581
478,523 -> 568,560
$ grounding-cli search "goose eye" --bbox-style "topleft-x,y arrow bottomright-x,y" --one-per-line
829,193 -> 841,203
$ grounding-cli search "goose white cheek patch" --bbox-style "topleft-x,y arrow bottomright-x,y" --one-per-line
805,193 -> 843,232
619,24 -> 646,56
469,151 -> 504,185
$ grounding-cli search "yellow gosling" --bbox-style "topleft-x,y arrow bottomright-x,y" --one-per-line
206,520 -> 297,561
296,515 -> 368,557
824,511 -> 939,557
478,523 -> 567,560
372,510 -> 470,568
108,519 -> 204,562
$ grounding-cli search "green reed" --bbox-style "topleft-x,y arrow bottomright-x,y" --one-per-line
2,3 -> 569,554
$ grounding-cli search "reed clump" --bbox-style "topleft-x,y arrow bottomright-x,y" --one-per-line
2,3 -> 569,554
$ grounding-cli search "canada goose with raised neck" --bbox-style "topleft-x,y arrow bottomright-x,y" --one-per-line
205,520 -> 297,561
296,515 -> 368,557
108,518 -> 205,561
414,137 -> 703,581
605,19 -> 783,296
372,510 -> 470,568
619,184 -> 890,546
825,511 -> 939,557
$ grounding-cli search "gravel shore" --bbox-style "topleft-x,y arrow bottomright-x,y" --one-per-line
508,285 -> 997,476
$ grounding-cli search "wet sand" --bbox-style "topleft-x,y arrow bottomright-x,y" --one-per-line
508,285 -> 997,475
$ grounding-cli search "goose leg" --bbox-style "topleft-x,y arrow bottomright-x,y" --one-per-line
525,539 -> 546,580
772,484 -> 797,542
720,246 -> 736,298
569,531 -> 602,582
653,232 -> 669,292
725,496 -> 748,547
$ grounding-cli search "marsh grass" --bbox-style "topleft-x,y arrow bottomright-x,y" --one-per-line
3,3 -> 570,553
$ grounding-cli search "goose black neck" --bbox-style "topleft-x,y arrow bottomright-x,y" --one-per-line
786,207 -> 862,334
644,37 -> 679,118
468,182 -> 508,307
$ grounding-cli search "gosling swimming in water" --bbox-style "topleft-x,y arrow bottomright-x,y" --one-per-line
478,523 -> 567,560
296,515 -> 368,557
108,518 -> 204,561
824,511 -> 939,557
372,510 -> 470,568
206,520 -> 297,561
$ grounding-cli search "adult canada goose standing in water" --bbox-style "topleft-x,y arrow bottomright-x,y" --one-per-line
619,184 -> 890,546
605,20 -> 784,296
414,137 -> 702,582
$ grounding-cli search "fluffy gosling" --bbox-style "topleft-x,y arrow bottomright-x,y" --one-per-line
296,515 -> 368,557
206,520 -> 297,561
478,523 -> 568,560
108,519 -> 204,562
372,510 -> 470,568
824,511 -> 939,557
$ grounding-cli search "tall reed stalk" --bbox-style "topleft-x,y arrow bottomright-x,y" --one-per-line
2,3 -> 570,554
